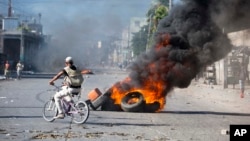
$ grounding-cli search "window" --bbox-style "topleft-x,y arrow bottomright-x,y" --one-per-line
134,21 -> 140,27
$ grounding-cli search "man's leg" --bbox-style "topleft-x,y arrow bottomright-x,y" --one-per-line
240,89 -> 244,98
239,80 -> 245,98
6,71 -> 10,80
17,70 -> 20,79
19,70 -> 21,79
4,70 -> 7,80
54,92 -> 64,118
54,88 -> 69,119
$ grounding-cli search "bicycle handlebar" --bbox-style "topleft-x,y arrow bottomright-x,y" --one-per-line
52,84 -> 61,88
48,84 -> 62,92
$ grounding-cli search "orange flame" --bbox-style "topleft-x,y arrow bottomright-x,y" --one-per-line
110,76 -> 167,111
155,33 -> 170,50
110,33 -> 171,112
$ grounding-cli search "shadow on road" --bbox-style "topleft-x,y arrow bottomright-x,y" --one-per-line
0,116 -> 42,118
161,111 -> 250,116
86,122 -> 171,127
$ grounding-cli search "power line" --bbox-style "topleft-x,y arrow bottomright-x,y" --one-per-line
0,1 -> 38,18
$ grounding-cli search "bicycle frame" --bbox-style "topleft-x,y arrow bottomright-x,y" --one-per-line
61,96 -> 78,115
54,85 -> 82,114
43,84 -> 90,124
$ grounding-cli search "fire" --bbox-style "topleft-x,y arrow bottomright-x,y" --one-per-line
110,76 -> 166,111
128,97 -> 139,104
155,33 -> 170,50
110,33 -> 171,111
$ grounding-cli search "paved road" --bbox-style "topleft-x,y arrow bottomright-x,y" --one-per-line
0,73 -> 250,141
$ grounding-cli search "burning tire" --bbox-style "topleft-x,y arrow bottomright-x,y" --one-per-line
144,102 -> 160,113
121,92 -> 145,112
90,92 -> 110,110
101,98 -> 122,111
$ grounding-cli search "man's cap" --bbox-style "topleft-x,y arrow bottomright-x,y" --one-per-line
65,56 -> 73,63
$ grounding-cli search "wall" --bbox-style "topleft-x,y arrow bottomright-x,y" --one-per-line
228,29 -> 250,46
215,29 -> 250,87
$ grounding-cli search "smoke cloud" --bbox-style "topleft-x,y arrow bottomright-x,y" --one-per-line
113,0 -> 250,104
30,0 -> 151,71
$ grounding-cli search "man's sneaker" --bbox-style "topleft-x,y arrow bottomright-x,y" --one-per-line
54,113 -> 65,119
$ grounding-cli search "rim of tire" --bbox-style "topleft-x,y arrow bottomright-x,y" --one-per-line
120,91 -> 145,112
72,101 -> 89,124
43,101 -> 57,122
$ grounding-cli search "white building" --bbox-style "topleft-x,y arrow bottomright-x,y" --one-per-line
122,17 -> 147,62
211,29 -> 250,88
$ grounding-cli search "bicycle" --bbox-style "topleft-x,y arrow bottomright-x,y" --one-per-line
42,85 -> 90,124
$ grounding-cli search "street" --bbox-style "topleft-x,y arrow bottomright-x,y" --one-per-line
0,72 -> 250,141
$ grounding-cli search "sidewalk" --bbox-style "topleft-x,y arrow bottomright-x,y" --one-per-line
191,79 -> 250,110
194,77 -> 250,88
0,75 -> 5,80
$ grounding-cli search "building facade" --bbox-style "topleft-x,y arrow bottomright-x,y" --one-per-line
0,16 -> 45,72
207,29 -> 250,88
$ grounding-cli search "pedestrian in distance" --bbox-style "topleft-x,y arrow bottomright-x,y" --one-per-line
16,60 -> 24,80
4,60 -> 10,80
49,56 -> 84,119
239,61 -> 247,98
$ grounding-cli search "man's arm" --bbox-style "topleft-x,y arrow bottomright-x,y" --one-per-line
81,69 -> 91,74
49,70 -> 64,85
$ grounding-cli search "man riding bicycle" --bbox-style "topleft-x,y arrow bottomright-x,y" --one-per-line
49,56 -> 84,119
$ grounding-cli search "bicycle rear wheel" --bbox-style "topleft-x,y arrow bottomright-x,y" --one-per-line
72,101 -> 89,124
43,100 -> 58,122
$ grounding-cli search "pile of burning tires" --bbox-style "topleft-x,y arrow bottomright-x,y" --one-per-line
87,88 -> 160,113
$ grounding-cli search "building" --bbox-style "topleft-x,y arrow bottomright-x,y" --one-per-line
124,17 -> 147,63
205,29 -> 250,88
0,16 -> 46,72
129,17 -> 147,58
109,17 -> 147,67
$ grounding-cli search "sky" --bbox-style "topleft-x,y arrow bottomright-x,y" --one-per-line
0,0 -> 152,36
1,0 -> 186,70
0,0 -> 156,69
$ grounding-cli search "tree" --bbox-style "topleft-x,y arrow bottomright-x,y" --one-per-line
153,4 -> 168,30
145,0 -> 169,50
131,0 -> 169,56
131,25 -> 148,56
147,0 -> 169,33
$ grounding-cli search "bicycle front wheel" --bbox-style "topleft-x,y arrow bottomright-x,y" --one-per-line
43,100 -> 58,122
72,101 -> 89,124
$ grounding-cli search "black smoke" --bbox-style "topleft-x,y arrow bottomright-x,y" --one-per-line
117,0 -> 236,97
210,0 -> 250,33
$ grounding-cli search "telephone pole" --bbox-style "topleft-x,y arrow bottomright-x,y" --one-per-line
169,0 -> 172,11
8,0 -> 12,17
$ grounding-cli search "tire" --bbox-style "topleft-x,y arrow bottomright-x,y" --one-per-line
91,92 -> 110,110
72,101 -> 89,124
43,100 -> 58,122
101,97 -> 122,111
121,92 -> 145,112
144,102 -> 160,113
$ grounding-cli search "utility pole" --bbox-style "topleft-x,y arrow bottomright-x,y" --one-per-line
8,0 -> 12,17
127,25 -> 131,62
38,13 -> 42,24
146,14 -> 153,51
20,26 -> 24,62
169,0 -> 172,11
